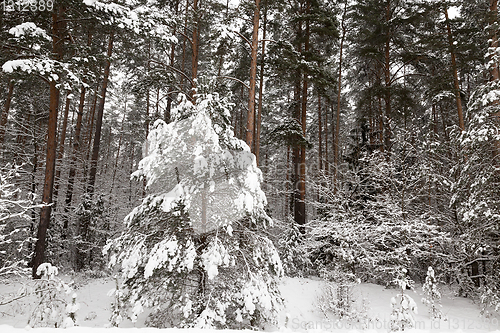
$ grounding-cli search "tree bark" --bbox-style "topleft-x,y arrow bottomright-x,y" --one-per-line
32,7 -> 65,278
64,85 -> 85,231
83,81 -> 99,180
489,0 -> 499,81
444,7 -> 465,131
296,0 -> 310,230
246,0 -> 261,152
87,31 -> 114,195
191,0 -> 199,102
110,112 -> 126,194
0,80 -> 14,147
78,32 -> 113,271
53,95 -> 71,201
334,0 -> 347,190
383,1 -> 393,152
488,0 -> 500,162
255,2 -> 267,166
318,94 -> 323,171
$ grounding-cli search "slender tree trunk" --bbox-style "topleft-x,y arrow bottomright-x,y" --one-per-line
181,0 -> 189,91
296,0 -> 310,230
324,103 -> 329,174
110,112 -> 126,194
383,1 -> 393,152
143,43 -> 151,197
191,0 -> 199,101
490,0 -> 499,81
165,3 -> 178,124
128,141 -> 135,204
53,95 -> 71,202
87,31 -> 114,195
444,7 -> 465,131
64,85 -> 85,231
28,113 -> 39,263
255,1 -> 267,166
334,0 -> 347,190
246,0 -> 260,152
78,32 -> 113,271
318,93 -> 323,171
489,0 -> 500,162
83,81 -> 99,180
32,7 -> 65,278
0,80 -> 14,147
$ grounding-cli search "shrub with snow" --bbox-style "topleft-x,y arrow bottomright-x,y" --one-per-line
317,269 -> 371,327
105,92 -> 283,329
389,268 -> 417,332
28,263 -> 77,328
421,266 -> 442,320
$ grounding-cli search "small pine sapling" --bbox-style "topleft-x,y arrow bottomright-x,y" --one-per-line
28,263 -> 76,328
421,266 -> 442,320
389,268 -> 418,332
317,269 -> 371,326
62,293 -> 79,328
108,276 -> 125,327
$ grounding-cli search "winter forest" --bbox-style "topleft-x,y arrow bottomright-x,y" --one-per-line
1,0 -> 500,331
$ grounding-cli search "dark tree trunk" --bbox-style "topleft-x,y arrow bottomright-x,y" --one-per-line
191,0 -> 199,102
255,2 -> 267,166
78,31 -> 113,271
32,7 -> 65,278
87,32 -> 114,195
246,0 -> 260,152
444,7 -> 465,131
53,95 -> 71,202
334,0 -> 347,190
64,85 -> 85,236
0,80 -> 14,147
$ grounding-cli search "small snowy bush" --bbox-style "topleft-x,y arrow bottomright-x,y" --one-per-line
421,266 -> 442,320
317,269 -> 371,327
28,263 -> 77,328
389,268 -> 417,332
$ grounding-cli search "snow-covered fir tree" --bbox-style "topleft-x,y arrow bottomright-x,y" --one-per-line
105,91 -> 283,329
421,266 -> 442,320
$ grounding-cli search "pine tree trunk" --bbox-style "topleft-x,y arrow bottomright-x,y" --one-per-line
324,102 -> 329,174
32,7 -> 65,278
318,94 -> 323,171
255,3 -> 267,166
334,0 -> 347,190
383,1 -> 393,152
165,1 -> 178,124
444,7 -> 465,131
191,0 -> 199,102
64,85 -> 85,233
53,95 -> 71,202
181,0 -> 189,91
296,0 -> 310,231
110,112 -> 126,194
490,0 -> 499,81
246,0 -> 260,152
83,81 -> 99,180
79,31 -> 113,271
488,0 -> 500,162
87,31 -> 114,195
0,80 -> 14,147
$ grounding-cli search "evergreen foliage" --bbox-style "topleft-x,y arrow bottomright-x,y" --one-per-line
105,91 -> 283,329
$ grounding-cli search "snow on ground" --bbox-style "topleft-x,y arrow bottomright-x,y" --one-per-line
1,275 -> 500,332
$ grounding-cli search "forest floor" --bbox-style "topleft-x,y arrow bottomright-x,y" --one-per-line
0,274 -> 498,332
